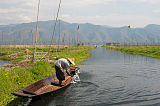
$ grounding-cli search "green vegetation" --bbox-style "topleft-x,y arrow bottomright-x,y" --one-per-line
52,47 -> 93,65
0,45 -> 94,63
0,46 -> 32,63
104,45 -> 160,58
0,45 -> 95,106
0,61 -> 54,106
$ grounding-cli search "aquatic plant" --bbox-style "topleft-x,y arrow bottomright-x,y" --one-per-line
105,46 -> 160,58
0,46 -> 95,106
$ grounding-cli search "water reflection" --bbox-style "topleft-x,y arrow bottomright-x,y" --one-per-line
30,47 -> 160,106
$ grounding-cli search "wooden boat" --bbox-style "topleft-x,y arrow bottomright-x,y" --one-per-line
12,66 -> 80,98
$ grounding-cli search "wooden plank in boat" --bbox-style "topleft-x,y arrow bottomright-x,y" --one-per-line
12,67 -> 79,98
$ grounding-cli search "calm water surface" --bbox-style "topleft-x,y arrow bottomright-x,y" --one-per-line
0,60 -> 11,67
30,47 -> 160,106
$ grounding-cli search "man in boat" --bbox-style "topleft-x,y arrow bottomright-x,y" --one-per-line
54,58 -> 75,85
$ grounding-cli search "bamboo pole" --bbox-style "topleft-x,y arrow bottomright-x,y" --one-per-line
63,33 -> 65,50
68,33 -> 70,51
31,30 -> 34,46
0,31 -> 2,53
1,31 -> 3,45
55,25 -> 57,56
57,20 -> 61,55
32,0 -> 41,63
76,25 -> 79,48
49,0 -> 62,59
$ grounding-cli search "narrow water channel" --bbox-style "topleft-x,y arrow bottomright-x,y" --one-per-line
0,60 -> 11,67
30,47 -> 160,106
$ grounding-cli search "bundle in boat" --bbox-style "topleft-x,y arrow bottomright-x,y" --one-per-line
12,67 -> 80,98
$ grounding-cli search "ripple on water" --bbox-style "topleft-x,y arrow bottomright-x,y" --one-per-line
29,47 -> 160,106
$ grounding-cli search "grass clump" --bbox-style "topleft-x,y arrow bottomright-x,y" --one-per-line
104,45 -> 160,58
0,61 -> 54,106
54,46 -> 94,65
28,61 -> 55,80
0,45 -> 95,106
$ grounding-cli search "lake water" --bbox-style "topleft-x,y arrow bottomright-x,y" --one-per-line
0,60 -> 12,67
29,47 -> 160,106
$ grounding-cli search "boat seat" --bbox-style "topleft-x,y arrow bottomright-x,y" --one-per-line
23,90 -> 37,95
22,79 -> 47,95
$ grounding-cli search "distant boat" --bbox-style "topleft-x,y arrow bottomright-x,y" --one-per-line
12,67 -> 80,98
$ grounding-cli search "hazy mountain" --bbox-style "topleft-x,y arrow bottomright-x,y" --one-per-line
0,20 -> 160,45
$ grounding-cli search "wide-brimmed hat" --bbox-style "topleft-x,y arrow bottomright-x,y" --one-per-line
68,58 -> 75,65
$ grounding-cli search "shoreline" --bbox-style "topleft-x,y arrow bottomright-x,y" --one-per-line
0,46 -> 96,106
103,45 -> 160,58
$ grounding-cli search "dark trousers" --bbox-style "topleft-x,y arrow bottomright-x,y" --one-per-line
55,65 -> 65,81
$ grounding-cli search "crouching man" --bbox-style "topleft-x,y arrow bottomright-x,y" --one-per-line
54,58 -> 75,85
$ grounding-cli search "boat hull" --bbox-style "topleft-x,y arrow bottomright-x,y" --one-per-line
12,67 -> 79,98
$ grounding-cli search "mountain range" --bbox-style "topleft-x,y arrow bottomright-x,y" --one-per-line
0,20 -> 160,45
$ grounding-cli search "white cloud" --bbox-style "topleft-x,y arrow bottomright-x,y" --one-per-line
19,14 -> 33,22
152,9 -> 160,13
0,0 -> 39,25
122,0 -> 160,4
62,0 -> 114,8
0,14 -> 33,25
61,14 -> 159,27
0,8 -> 33,14
0,0 -> 159,27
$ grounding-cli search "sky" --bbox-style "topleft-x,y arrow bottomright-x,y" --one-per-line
0,0 -> 160,27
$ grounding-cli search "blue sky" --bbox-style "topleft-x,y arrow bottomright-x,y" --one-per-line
0,0 -> 160,27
